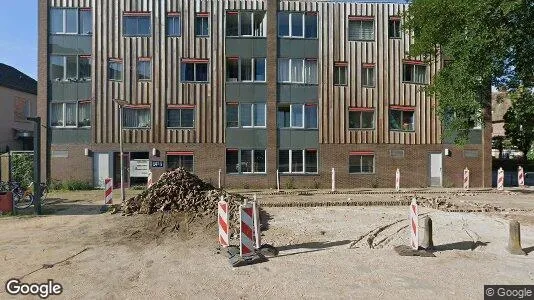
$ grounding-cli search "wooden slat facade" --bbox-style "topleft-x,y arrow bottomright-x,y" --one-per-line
48,0 -> 442,147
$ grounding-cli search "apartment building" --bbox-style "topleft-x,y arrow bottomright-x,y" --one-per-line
38,0 -> 492,189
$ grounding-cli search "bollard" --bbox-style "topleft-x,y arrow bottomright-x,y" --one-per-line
239,203 -> 255,257
104,178 -> 113,205
421,216 -> 434,250
218,196 -> 229,248
497,167 -> 504,191
331,168 -> 336,192
409,198 -> 418,250
463,168 -> 469,190
518,166 -> 525,188
252,197 -> 261,249
507,220 -> 526,255
395,169 -> 400,192
147,171 -> 153,189
218,169 -> 222,189
276,169 -> 280,192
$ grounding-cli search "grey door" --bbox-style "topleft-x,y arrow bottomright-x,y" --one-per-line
429,153 -> 443,187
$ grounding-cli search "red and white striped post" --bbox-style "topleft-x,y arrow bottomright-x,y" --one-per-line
104,178 -> 113,205
463,167 -> 470,190
395,168 -> 400,192
218,196 -> 229,248
409,198 -> 418,250
239,202 -> 255,257
497,167 -> 504,191
518,166 -> 525,188
147,171 -> 153,189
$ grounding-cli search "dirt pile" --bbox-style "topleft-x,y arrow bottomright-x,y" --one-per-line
122,168 -> 246,232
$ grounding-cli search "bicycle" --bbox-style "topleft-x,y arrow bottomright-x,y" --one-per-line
4,181 -> 49,210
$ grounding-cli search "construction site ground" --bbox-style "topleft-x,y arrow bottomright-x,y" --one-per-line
1,188 -> 533,299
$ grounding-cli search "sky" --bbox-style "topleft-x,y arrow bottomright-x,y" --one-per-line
0,1 -> 37,79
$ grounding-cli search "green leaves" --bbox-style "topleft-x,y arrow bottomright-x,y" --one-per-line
503,88 -> 534,158
405,0 -> 534,144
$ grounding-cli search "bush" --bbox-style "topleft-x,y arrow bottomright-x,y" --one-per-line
50,179 -> 93,191
11,154 -> 33,188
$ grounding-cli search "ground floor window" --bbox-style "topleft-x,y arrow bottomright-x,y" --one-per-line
226,149 -> 266,174
167,152 -> 194,172
349,152 -> 375,174
279,149 -> 317,174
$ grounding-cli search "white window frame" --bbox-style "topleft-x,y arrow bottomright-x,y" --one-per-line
237,58 -> 266,83
278,12 -> 307,38
226,11 -> 266,37
50,55 -> 91,82
51,8 -> 79,35
280,149 -> 318,174
50,101 -> 91,128
278,58 -> 317,84
349,154 -> 376,174
290,105 -> 305,129
227,149 -> 267,174
239,103 -> 267,128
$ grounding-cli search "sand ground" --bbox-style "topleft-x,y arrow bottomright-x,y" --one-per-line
0,189 -> 533,299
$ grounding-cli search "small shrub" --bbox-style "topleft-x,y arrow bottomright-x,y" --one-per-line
49,179 -> 64,191
11,154 -> 33,188
285,177 -> 295,189
62,180 -> 93,191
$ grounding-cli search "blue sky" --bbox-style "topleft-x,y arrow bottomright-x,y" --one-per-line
0,1 -> 37,79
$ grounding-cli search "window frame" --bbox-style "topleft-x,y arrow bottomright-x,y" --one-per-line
166,14 -> 182,37
277,12 -> 317,39
277,58 -> 317,84
226,11 -> 267,37
226,149 -> 267,174
181,61 -> 209,83
226,57 -> 266,83
108,59 -> 123,81
123,14 -> 152,37
227,103 -> 267,128
49,55 -> 92,82
348,17 -> 375,41
166,106 -> 195,129
278,149 -> 318,174
349,152 -> 375,174
334,64 -> 348,86
402,61 -> 428,84
137,58 -> 152,81
278,104 -> 317,129
166,152 -> 194,172
122,106 -> 152,129
49,100 -> 92,128
50,8 -> 88,35
348,108 -> 375,130
195,14 -> 209,37
389,107 -> 416,132
361,64 -> 375,87
388,17 -> 401,39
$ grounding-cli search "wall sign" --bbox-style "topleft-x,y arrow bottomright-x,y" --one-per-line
151,161 -> 164,168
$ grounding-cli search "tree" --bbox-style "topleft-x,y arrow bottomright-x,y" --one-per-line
404,0 -> 534,144
503,88 -> 534,159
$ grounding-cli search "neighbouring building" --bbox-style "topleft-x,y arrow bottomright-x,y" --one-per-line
38,0 -> 492,189
0,63 -> 37,152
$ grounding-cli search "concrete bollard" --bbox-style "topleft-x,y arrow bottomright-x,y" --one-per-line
507,220 -> 526,255
218,169 -> 222,189
331,168 -> 336,192
421,216 -> 434,250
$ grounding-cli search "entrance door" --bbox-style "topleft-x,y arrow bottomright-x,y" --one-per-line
93,153 -> 111,188
429,153 -> 443,187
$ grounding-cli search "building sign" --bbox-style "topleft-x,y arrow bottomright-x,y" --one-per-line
151,161 -> 164,168
130,159 -> 150,177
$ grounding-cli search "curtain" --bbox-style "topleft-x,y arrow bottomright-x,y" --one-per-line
278,59 -> 290,82
415,65 -> 427,84
241,58 -> 252,81
50,103 -> 63,126
78,102 -> 91,127
305,105 -> 318,129
305,60 -> 317,84
65,103 -> 77,126
291,105 -> 303,128
291,59 -> 304,83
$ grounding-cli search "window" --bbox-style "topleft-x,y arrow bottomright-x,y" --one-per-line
49,55 -> 91,82
167,107 -> 194,128
278,59 -> 317,84
389,108 -> 415,131
181,61 -> 208,82
108,60 -> 123,81
349,153 -> 375,174
334,65 -> 347,85
279,149 -> 318,174
278,12 -> 317,38
50,8 -> 89,34
167,152 -> 194,172
403,62 -> 427,84
79,9 -> 92,35
348,18 -> 374,41
349,109 -> 374,129
195,15 -> 209,36
362,65 -> 375,87
226,149 -> 266,174
50,101 -> 91,128
226,58 -> 266,82
389,18 -> 401,39
278,104 -> 317,129
123,107 -> 151,128
123,15 -> 151,36
167,15 -> 181,36
137,59 -> 152,81
226,103 -> 266,128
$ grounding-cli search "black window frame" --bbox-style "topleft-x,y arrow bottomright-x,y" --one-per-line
167,153 -> 194,172
181,61 -> 209,83
278,149 -> 318,174
388,18 -> 401,39
137,59 -> 152,81
349,153 -> 375,174
166,107 -> 195,129
402,63 -> 428,84
389,108 -> 416,132
334,65 -> 348,86
226,149 -> 267,174
361,65 -> 375,87
348,110 -> 375,130
195,15 -> 209,37
108,60 -> 123,81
